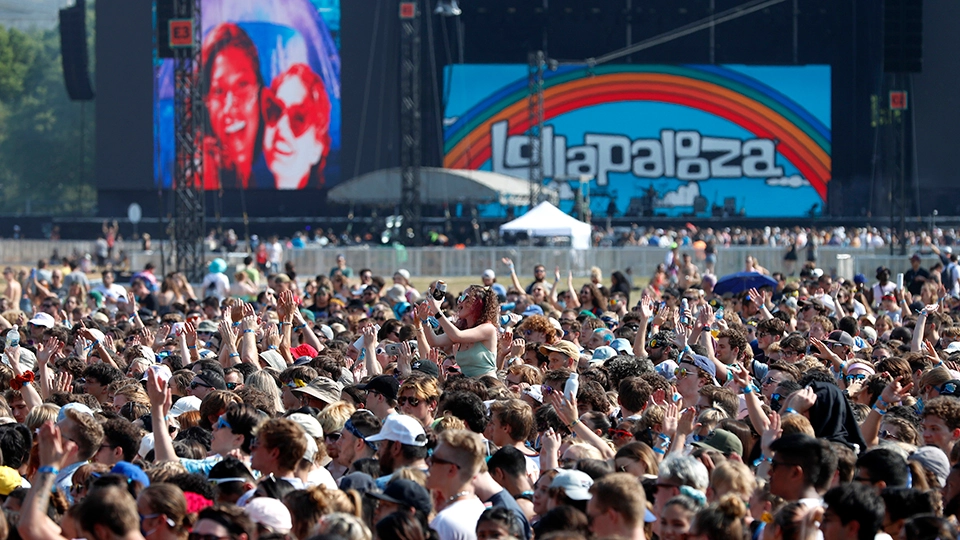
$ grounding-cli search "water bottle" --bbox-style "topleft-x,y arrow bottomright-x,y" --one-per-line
714,306 -> 724,320
680,298 -> 689,325
564,372 -> 580,403
4,326 -> 19,349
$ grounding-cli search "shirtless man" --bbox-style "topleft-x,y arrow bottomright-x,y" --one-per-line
2,268 -> 21,306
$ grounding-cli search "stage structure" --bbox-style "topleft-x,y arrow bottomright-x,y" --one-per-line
171,0 -> 206,281
399,1 -> 422,246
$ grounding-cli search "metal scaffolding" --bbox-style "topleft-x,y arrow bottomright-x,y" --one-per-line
527,50 -> 545,209
399,0 -> 422,246
171,0 -> 205,281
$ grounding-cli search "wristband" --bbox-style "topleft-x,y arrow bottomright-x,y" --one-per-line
568,418 -> 580,429
232,322 -> 241,327
652,447 -> 665,455
434,312 -> 443,319
752,455 -> 773,467
872,405 -> 887,416
267,345 -> 277,350
875,397 -> 890,408
280,321 -> 293,326
784,408 -> 798,415
293,324 -> 306,331
37,465 -> 59,475
742,385 -> 755,395
188,345 -> 196,349
243,329 -> 255,334
228,353 -> 240,358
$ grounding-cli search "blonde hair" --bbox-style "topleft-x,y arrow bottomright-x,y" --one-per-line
780,413 -> 815,437
25,403 -> 60,431
314,513 -> 371,540
563,442 -> 605,462
433,415 -> 466,434
439,429 -> 486,479
399,375 -> 440,402
391,466 -> 427,487
317,401 -> 356,435
710,461 -> 756,501
921,366 -> 953,392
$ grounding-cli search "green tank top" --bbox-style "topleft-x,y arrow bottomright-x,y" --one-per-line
455,341 -> 497,378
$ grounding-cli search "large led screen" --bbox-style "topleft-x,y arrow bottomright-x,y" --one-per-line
444,64 -> 831,217
154,0 -> 341,190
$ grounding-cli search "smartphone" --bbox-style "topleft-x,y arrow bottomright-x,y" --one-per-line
384,341 -> 418,355
896,273 -> 904,291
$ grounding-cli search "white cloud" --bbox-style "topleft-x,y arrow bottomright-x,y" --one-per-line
766,175 -> 810,188
661,182 -> 700,206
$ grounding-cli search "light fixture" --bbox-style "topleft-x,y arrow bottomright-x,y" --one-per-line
435,0 -> 461,17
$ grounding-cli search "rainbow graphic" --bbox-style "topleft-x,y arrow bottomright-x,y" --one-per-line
444,64 -> 831,210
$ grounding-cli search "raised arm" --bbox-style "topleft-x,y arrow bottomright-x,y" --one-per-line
502,258 -> 526,297
21,422 -> 72,540
147,370 -> 177,463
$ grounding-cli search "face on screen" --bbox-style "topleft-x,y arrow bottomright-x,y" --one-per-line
206,46 -> 260,172
263,72 -> 325,189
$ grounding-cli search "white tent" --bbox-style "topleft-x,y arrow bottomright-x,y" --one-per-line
499,201 -> 592,249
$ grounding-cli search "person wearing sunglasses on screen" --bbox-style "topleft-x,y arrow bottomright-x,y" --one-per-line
261,63 -> 332,190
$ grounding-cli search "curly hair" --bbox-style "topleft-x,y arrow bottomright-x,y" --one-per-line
516,315 -> 558,344
460,286 -> 501,327
284,485 -> 362,540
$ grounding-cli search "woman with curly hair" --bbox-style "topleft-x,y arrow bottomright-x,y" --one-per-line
416,285 -> 500,378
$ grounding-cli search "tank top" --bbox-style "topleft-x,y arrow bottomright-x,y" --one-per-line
455,341 -> 497,378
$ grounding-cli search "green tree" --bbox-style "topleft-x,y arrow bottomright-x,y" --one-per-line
0,2 -> 96,215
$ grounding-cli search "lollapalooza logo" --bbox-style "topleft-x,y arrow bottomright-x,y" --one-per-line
444,65 -> 832,201
489,121 -> 784,186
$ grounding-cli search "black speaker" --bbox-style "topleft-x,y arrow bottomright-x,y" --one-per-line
59,0 -> 94,100
156,0 -> 193,59
884,0 -> 922,73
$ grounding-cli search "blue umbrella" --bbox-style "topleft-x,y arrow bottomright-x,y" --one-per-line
713,271 -> 777,296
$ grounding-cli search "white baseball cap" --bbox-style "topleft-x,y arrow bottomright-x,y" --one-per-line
482,269 -> 495,279
365,414 -> 427,446
28,312 -> 55,329
245,498 -> 292,533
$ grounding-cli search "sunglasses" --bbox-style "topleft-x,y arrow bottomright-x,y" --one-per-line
397,396 -> 421,407
325,431 -> 341,442
427,455 -> 460,469
608,428 -> 633,439
674,367 -> 693,378
845,374 -> 867,383
190,381 -> 212,390
879,429 -> 903,441
762,377 -> 781,386
226,382 -> 239,390
262,90 -> 316,138
648,338 -> 664,348
214,415 -> 231,431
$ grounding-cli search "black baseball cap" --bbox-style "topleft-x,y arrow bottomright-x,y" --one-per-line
357,375 -> 400,402
370,479 -> 432,515
195,370 -> 227,391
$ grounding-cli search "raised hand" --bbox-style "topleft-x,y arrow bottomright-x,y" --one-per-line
676,406 -> 700,437
155,323 -> 171,347
36,337 -> 63,367
554,266 -> 561,282
880,375 -> 913,405
639,296 -> 655,320
510,337 -> 525,358
361,324 -> 377,349
651,303 -> 669,328
37,421 -> 77,470
501,257 -> 515,270
547,391 -> 579,426
240,303 -> 257,332
761,411 -> 782,455
54,371 -> 74,394
661,402 -> 679,439
783,386 -> 817,414
184,321 -> 198,349
146,367 -> 171,416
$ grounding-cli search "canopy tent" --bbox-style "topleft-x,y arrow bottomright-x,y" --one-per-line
328,167 -> 558,207
499,201 -> 592,249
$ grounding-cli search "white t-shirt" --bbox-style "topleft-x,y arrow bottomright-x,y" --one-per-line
431,496 -> 486,540
201,273 -> 230,301
93,283 -> 127,302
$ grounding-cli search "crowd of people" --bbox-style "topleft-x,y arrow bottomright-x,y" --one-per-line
0,244 -> 960,540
